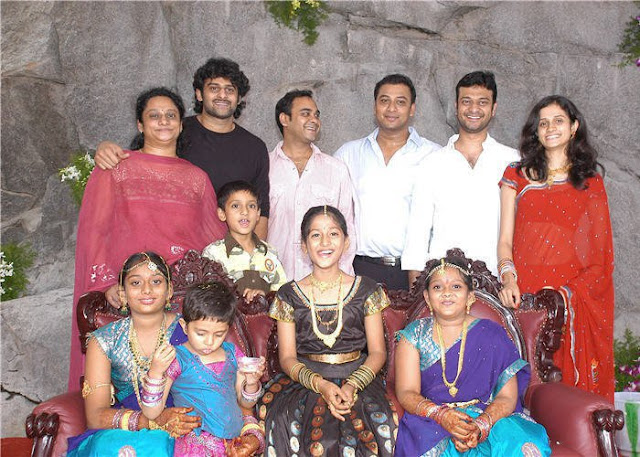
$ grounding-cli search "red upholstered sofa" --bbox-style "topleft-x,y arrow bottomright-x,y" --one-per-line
26,249 -> 623,457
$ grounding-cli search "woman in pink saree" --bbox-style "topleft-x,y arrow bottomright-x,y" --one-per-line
69,87 -> 226,388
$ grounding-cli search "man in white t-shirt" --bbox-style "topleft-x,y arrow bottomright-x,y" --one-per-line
402,71 -> 520,286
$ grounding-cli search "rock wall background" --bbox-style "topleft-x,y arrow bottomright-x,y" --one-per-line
1,0 -> 638,437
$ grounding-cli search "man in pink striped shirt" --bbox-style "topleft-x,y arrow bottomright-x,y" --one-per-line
267,90 -> 356,280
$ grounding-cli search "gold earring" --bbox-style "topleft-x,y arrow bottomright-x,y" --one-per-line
120,302 -> 129,316
466,296 -> 474,314
165,297 -> 172,311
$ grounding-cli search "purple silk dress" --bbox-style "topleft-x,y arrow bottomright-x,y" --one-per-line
394,318 -> 550,457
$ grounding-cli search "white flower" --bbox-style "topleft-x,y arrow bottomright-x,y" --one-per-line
83,152 -> 95,167
0,252 -> 13,278
60,165 -> 81,182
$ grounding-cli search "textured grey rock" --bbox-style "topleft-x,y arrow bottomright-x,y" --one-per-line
1,287 -> 73,437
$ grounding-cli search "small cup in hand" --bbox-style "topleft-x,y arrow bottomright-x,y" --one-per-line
238,356 -> 263,374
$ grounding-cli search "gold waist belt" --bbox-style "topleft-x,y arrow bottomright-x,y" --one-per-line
301,351 -> 361,364
443,399 -> 480,408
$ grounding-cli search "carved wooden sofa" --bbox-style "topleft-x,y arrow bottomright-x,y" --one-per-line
27,248 -> 623,457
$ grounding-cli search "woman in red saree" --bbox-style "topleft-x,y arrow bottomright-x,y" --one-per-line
69,87 -> 227,389
497,95 -> 614,401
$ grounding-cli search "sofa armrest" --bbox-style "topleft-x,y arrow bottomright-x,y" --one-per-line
26,391 -> 86,457
529,383 -> 623,457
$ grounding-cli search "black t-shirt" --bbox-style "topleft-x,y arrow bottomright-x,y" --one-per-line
180,116 -> 270,217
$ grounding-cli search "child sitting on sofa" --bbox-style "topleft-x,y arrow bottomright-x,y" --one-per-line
141,281 -> 266,455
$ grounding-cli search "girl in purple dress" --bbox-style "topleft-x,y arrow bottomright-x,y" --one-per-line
394,255 -> 551,456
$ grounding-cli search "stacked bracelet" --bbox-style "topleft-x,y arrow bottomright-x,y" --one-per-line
474,413 -> 493,442
240,418 -> 265,454
297,366 -> 322,394
241,381 -> 264,403
128,410 -> 142,431
498,258 -> 518,284
289,362 -> 305,381
120,410 -> 134,430
141,373 -> 167,407
112,409 -> 126,429
345,365 -> 376,392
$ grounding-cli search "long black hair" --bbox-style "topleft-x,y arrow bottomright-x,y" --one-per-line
518,95 -> 603,189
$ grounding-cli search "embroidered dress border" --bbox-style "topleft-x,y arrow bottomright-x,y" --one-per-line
491,359 -> 528,401
396,318 -> 481,372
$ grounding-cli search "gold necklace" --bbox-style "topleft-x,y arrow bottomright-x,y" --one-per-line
309,272 -> 342,293
309,274 -> 344,348
129,314 -> 167,406
546,164 -> 570,186
435,320 -> 468,397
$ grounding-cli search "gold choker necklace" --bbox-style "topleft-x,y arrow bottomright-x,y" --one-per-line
547,164 -> 570,186
435,320 -> 468,397
309,273 -> 342,293
310,273 -> 344,348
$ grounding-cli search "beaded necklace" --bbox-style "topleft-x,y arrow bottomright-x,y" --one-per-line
128,313 -> 167,406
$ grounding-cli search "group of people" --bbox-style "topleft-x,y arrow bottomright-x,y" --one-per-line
68,56 -> 614,456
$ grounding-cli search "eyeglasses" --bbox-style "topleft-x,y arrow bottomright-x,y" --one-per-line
145,111 -> 179,122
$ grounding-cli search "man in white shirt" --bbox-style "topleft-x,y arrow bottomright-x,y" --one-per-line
334,74 -> 441,290
402,71 -> 520,286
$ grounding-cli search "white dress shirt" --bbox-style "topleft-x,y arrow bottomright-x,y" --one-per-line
401,134 -> 520,275
268,141 -> 356,281
334,127 -> 441,258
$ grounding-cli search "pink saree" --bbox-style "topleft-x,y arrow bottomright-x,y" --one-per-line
69,150 -> 226,388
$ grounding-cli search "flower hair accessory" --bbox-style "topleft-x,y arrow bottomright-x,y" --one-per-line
426,258 -> 470,280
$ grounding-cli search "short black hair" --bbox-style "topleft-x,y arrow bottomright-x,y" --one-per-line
301,205 -> 348,241
129,87 -> 186,154
182,281 -> 237,324
455,71 -> 497,104
216,180 -> 260,209
192,57 -> 250,118
374,74 -> 416,104
275,89 -> 314,135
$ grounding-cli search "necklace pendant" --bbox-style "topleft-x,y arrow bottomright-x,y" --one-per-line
322,335 -> 337,348
449,386 -> 458,397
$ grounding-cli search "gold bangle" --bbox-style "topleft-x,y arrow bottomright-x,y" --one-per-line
289,362 -> 305,381
120,410 -> 133,430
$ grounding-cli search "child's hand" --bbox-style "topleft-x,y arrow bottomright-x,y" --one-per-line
148,342 -> 175,379
226,434 -> 260,457
239,357 -> 266,387
318,379 -> 352,421
242,288 -> 265,302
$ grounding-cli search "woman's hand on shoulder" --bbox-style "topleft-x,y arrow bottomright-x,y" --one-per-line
105,284 -> 122,309
498,277 -> 521,308
148,342 -> 175,379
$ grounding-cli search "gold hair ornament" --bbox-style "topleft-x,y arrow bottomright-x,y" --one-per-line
426,258 -> 470,281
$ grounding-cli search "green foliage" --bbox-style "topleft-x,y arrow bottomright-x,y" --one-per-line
59,150 -> 96,206
617,4 -> 640,68
614,329 -> 640,392
0,243 -> 35,301
266,0 -> 329,45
